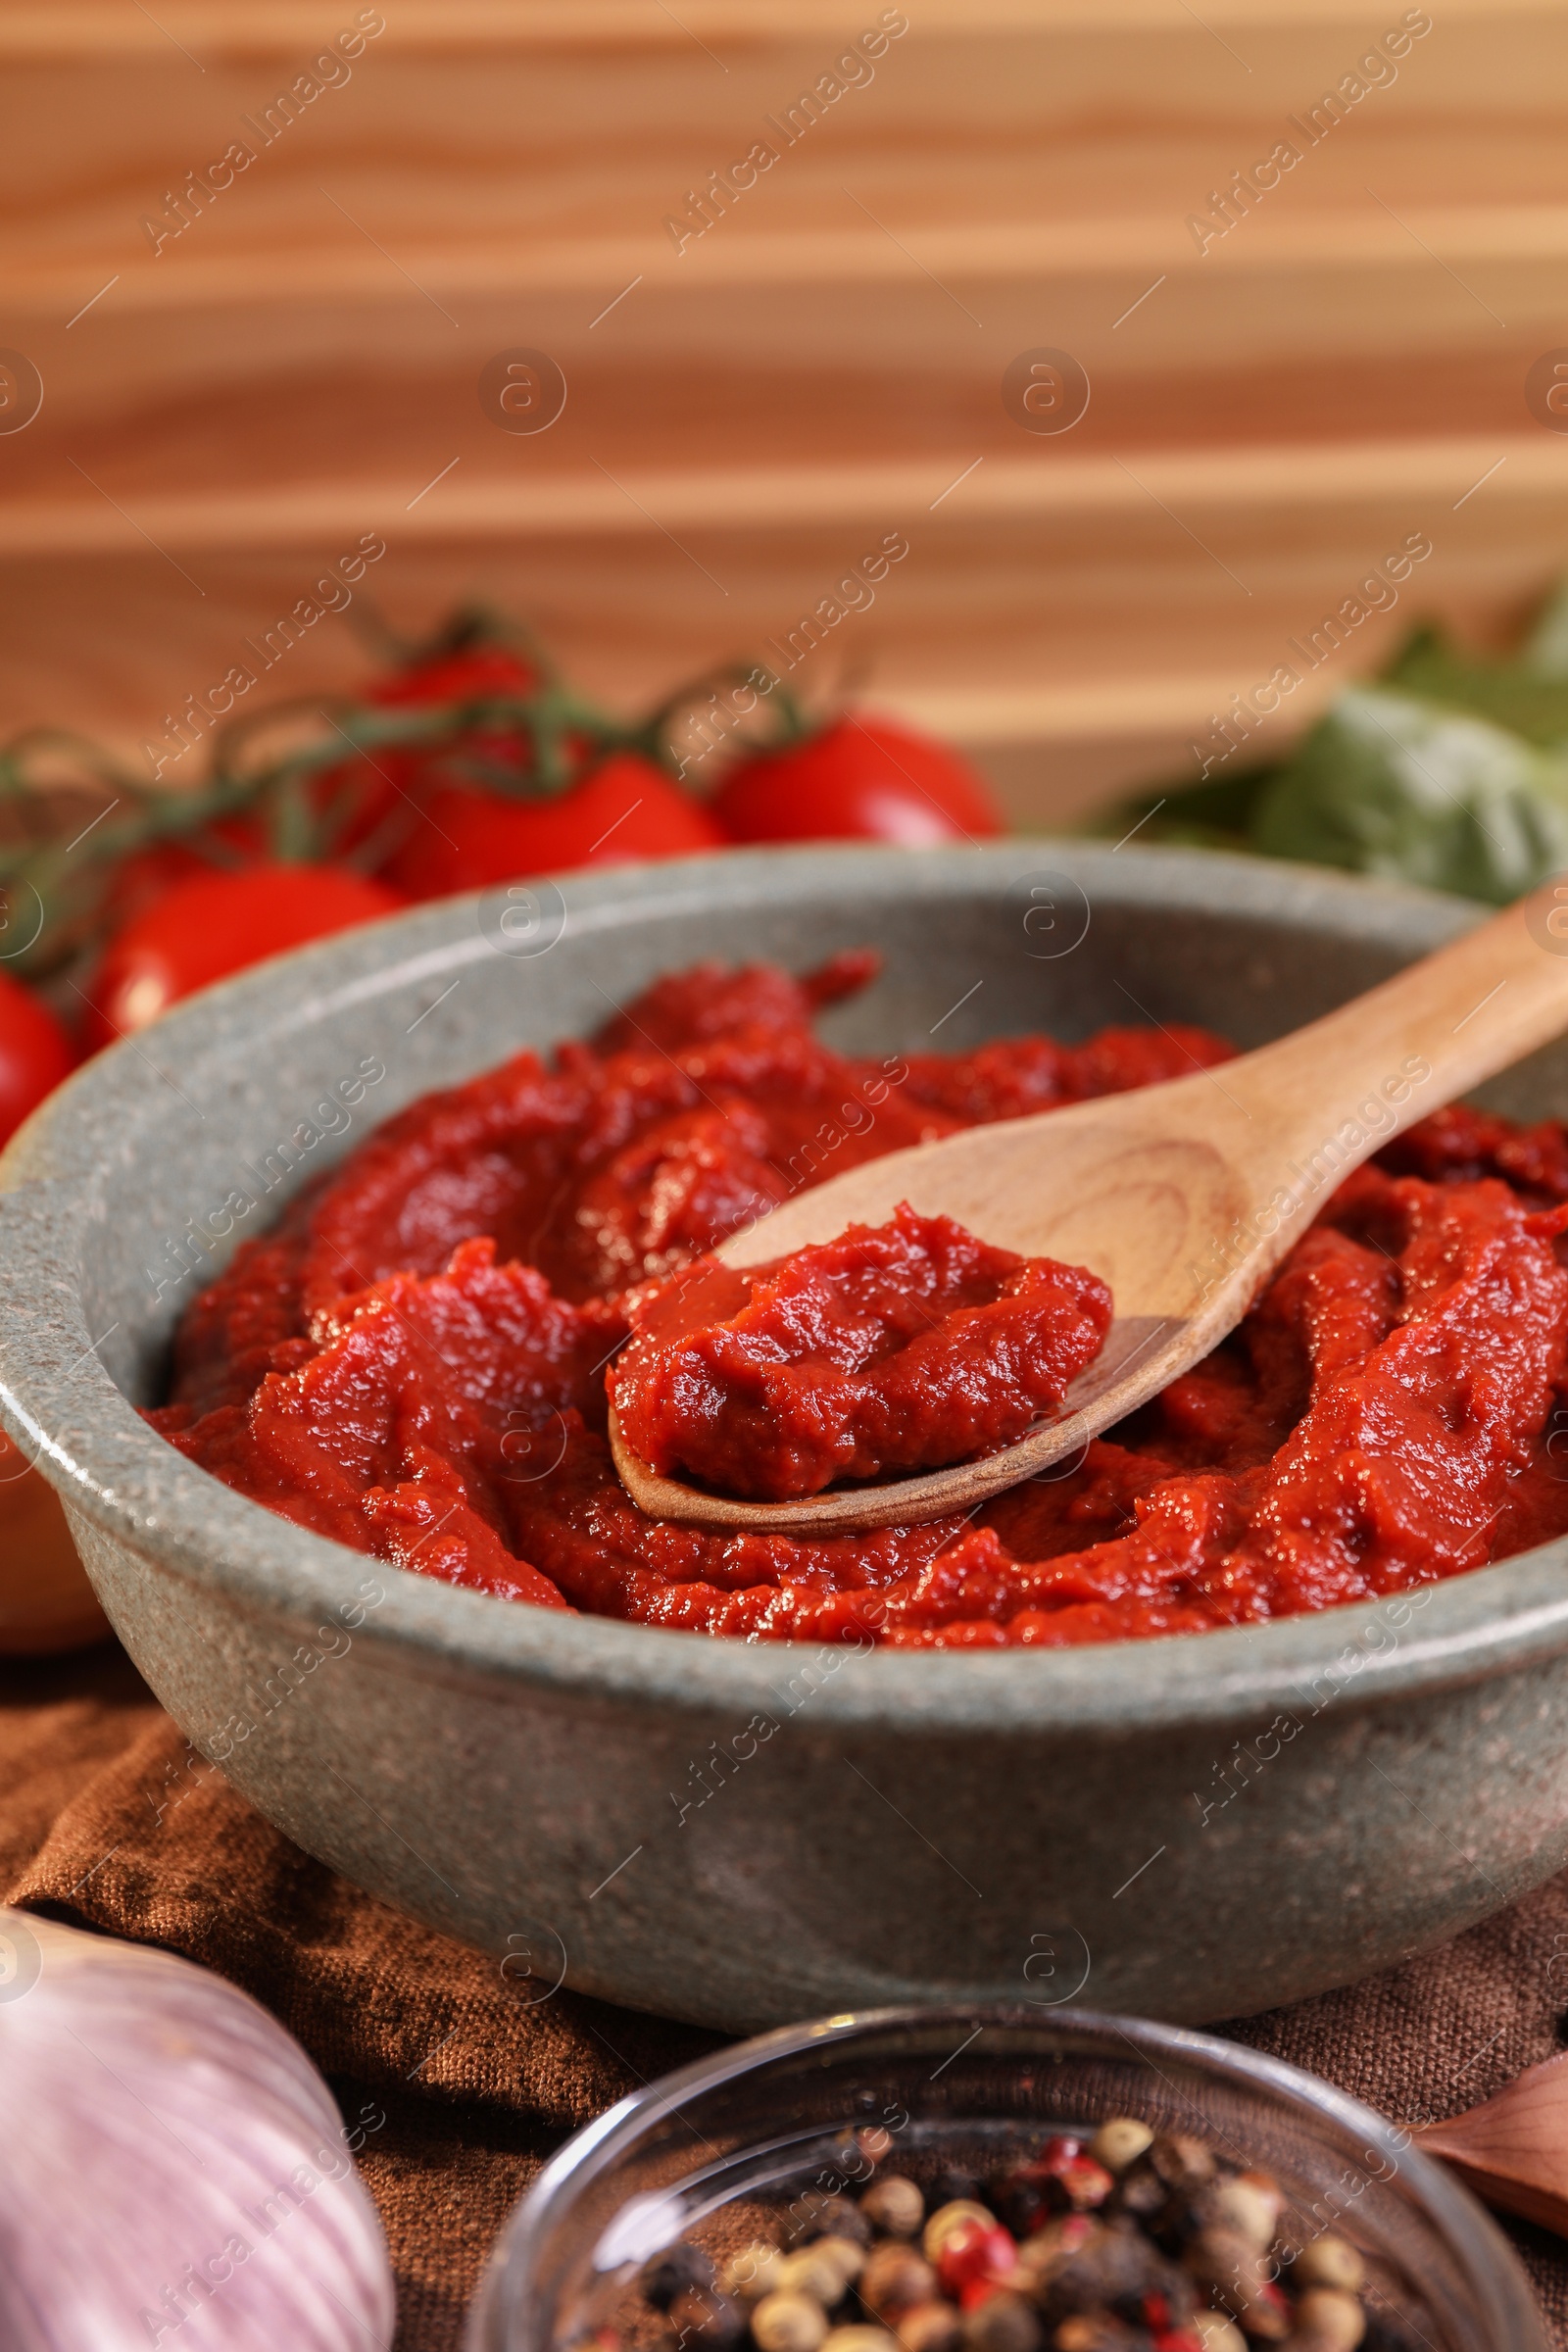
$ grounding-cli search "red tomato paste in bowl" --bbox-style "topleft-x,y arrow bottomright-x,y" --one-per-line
145,954 -> 1568,1647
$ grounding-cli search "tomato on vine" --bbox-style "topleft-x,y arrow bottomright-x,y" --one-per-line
379,753 -> 725,898
711,713 -> 1003,846
312,641 -> 543,861
0,970 -> 75,1147
81,864 -> 405,1050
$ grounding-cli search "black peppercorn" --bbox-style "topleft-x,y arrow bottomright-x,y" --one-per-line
669,2288 -> 749,2351
1105,2167 -> 1163,2224
985,2173 -> 1047,2240
960,2290 -> 1040,2352
809,2197 -> 872,2247
643,2245 -> 717,2311
1148,2136 -> 1215,2195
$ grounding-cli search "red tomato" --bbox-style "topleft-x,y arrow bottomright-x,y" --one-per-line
0,969 -> 75,1148
81,862 -> 405,1049
378,753 -> 726,900
371,644 -> 535,708
98,817 -> 268,934
712,713 -> 1003,847
314,643 -> 540,859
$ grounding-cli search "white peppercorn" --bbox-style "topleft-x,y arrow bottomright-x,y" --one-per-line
1086,2119 -> 1153,2175
1292,2235 -> 1366,2294
1293,2287 -> 1367,2351
862,2177 -> 925,2239
859,2241 -> 939,2319
722,2246 -> 783,2303
777,2247 -> 855,2306
1205,2173 -> 1281,2250
753,2291 -> 829,2352
821,2328 -> 898,2352
894,2301 -> 961,2352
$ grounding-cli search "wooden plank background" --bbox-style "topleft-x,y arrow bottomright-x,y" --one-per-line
3,0 -> 1566,823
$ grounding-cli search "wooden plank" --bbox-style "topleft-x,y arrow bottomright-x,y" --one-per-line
5,0 -> 1563,60
0,475 -> 1553,767
8,207 -> 1568,318
0,433 -> 1559,558
3,0 -> 1563,811
4,7 -> 1564,319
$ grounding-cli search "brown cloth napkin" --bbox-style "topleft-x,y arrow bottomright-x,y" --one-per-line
5,1646 -> 1568,2350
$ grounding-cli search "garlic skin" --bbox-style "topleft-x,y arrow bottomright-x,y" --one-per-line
0,1905 -> 395,2350
1416,2046 -> 1568,2236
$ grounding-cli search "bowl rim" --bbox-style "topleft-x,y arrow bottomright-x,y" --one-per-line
6,839 -> 1568,1733
467,2000 -> 1547,2352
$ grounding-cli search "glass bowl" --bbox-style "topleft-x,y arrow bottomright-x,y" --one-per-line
465,2005 -> 1547,2352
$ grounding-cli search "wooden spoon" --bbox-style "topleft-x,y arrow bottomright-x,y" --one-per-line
610,876 -> 1568,1533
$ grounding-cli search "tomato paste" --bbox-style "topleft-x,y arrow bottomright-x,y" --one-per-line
146,956 -> 1568,1647
612,1205 -> 1113,1499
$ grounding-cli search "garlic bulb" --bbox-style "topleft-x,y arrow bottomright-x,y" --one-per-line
1416,2046 -> 1568,2236
0,1905 -> 395,2350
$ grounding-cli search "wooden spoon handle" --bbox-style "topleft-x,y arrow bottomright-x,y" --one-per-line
1221,875 -> 1568,1159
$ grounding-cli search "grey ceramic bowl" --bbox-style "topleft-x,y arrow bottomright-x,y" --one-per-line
4,844 -> 1568,2033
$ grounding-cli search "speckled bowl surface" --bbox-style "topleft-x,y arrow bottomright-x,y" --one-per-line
3,843 -> 1567,2032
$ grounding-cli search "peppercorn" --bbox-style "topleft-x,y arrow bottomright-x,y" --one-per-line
895,2301 -> 962,2352
643,2244 -> 717,2310
1050,2318 -> 1143,2352
792,2192 -> 854,2245
860,2241 -> 940,2320
1105,2166 -> 1164,2224
1201,2172 -> 1281,2251
1291,2236 -> 1366,2295
821,2329 -> 898,2352
1190,2317 -> 1247,2352
1145,2180 -> 1209,2257
1233,2281 -> 1292,2341
777,2246 -> 856,2307
753,2293 -> 830,2352
862,2178 -> 925,2240
935,2220 -> 1017,2301
1293,2287 -> 1367,2350
1086,2122 -> 1152,2177
1025,2216 -> 1192,2331
960,2288 -> 1041,2352
1149,2135 -> 1216,2195
723,2247 -> 784,2303
1184,2227 -> 1269,2317
808,2199 -> 873,2248
627,2123 -> 1380,2352
1054,2159 -> 1113,2215
669,2287 -> 748,2350
993,2147 -> 1112,2230
985,2173 -> 1046,2240
922,2203 -> 998,2265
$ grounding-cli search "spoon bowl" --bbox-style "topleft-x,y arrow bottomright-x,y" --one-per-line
612,875 -> 1568,1531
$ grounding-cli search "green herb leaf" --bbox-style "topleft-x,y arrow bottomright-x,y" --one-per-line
1250,686 -> 1568,904
1379,621 -> 1568,746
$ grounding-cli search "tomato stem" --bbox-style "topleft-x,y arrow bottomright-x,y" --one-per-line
0,609 -> 830,976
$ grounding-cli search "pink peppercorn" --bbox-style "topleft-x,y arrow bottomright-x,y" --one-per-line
935,2224 -> 1016,2300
